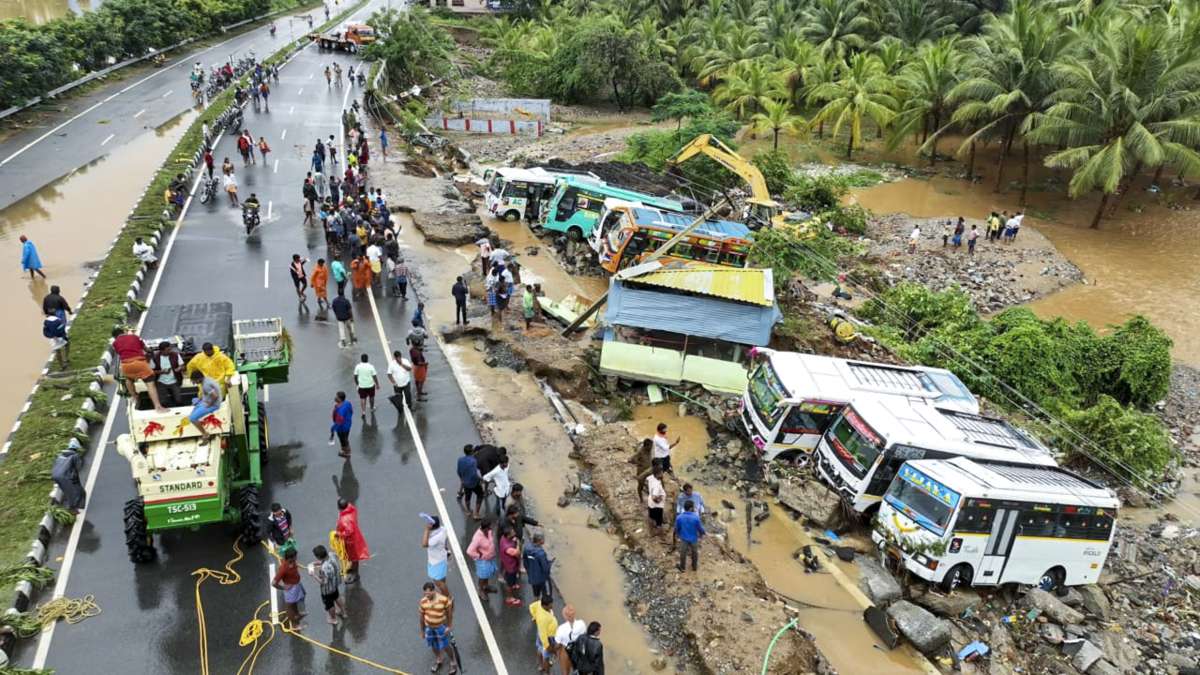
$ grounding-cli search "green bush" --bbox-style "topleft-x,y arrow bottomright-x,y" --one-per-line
751,149 -> 796,196
860,283 -> 979,341
621,114 -> 742,196
824,203 -> 870,235
1053,396 -> 1175,487
783,174 -> 851,212
749,226 -> 863,288
363,7 -> 454,89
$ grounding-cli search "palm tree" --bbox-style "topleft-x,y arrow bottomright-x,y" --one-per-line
946,0 -> 1067,202
1030,15 -> 1200,228
693,21 -> 769,87
804,53 -> 840,139
809,53 -> 899,159
773,37 -> 819,108
714,59 -> 787,119
751,98 -> 809,149
803,0 -> 873,59
892,37 -> 962,164
877,0 -> 958,47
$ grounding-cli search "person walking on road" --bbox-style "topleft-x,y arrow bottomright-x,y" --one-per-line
483,455 -> 512,516
353,353 -> 378,417
387,349 -> 414,413
380,128 -> 389,159
645,465 -> 666,531
272,548 -> 307,630
259,81 -> 271,112
523,532 -> 553,602
311,259 -> 330,310
529,593 -> 559,673
410,337 -> 429,401
508,483 -> 540,534
290,255 -> 309,302
418,581 -> 456,675
42,284 -> 71,320
258,136 -> 271,164
309,544 -> 346,626
331,259 -> 348,296
267,502 -> 296,555
330,391 -> 354,458
312,147 -> 325,175
332,292 -> 356,348
672,499 -> 705,572
554,604 -> 587,675
19,236 -> 46,280
572,622 -> 605,674
452,276 -> 468,325
224,171 -> 240,207
466,519 -> 498,598
499,525 -> 523,607
422,515 -> 452,598
351,255 -> 371,299
653,422 -> 680,475
392,257 -> 410,299
222,157 -> 234,177
457,445 -> 483,519
335,498 -> 369,582
204,148 -> 215,178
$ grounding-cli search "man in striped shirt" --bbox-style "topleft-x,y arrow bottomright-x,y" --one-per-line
418,581 -> 456,674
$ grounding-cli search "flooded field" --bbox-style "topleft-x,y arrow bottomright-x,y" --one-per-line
0,108 -> 194,436
630,404 -> 936,675
853,175 -> 1200,365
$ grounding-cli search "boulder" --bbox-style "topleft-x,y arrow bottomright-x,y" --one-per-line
1087,660 -> 1121,675
1074,585 -> 1110,618
776,479 -> 846,530
1024,588 -> 1085,625
911,588 -> 980,618
1093,631 -> 1137,673
411,211 -> 489,246
886,600 -> 952,655
1063,639 -> 1103,672
857,556 -> 902,605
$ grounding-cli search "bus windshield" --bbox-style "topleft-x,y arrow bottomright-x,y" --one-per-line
748,362 -> 787,429
488,176 -> 504,197
884,466 -> 960,536
828,410 -> 884,478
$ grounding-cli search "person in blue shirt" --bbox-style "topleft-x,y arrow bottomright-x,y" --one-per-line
522,532 -> 553,601
457,444 -> 483,519
673,499 -> 706,572
329,391 -> 354,459
675,483 -> 705,516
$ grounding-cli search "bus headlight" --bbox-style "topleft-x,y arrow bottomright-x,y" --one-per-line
913,553 -> 939,571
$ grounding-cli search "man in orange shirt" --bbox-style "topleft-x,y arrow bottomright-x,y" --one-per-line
350,255 -> 371,300
310,258 -> 330,310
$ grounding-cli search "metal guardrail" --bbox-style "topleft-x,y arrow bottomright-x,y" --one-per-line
0,3 -> 318,123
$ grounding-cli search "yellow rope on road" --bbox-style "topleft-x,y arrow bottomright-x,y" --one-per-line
193,539 -> 246,675
37,594 -> 101,628
280,621 -> 410,674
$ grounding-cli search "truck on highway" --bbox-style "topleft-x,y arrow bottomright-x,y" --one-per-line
116,304 -> 289,563
310,23 -> 376,53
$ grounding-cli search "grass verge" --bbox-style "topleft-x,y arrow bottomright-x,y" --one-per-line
0,0 -> 367,616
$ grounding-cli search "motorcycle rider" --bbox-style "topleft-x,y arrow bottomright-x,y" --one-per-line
243,193 -> 262,229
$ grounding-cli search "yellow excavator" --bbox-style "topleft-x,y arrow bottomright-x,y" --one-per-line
666,134 -> 797,230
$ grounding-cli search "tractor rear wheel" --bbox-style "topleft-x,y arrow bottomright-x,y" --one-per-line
238,485 -> 263,546
123,498 -> 157,564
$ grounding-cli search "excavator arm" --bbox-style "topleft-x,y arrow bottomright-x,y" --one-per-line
666,134 -> 775,206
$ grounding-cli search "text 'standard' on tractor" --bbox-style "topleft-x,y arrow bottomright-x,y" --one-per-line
115,303 -> 289,563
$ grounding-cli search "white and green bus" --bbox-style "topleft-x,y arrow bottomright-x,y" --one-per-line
813,396 -> 1057,514
872,456 -> 1118,592
484,167 -> 563,222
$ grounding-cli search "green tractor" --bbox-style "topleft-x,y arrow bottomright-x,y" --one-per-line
116,304 -> 289,563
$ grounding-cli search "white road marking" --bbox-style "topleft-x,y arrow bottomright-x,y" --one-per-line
309,72 -> 314,80
268,563 -> 279,624
162,90 -> 172,98
0,35 -> 240,168
263,260 -> 269,288
30,127 -> 224,669
134,109 -> 146,118
280,129 -> 287,140
100,133 -> 115,146
289,105 -> 295,115
266,200 -> 272,220
273,159 -> 279,173
297,87 -> 304,96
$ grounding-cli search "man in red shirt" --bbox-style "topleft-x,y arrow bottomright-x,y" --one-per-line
112,327 -> 169,412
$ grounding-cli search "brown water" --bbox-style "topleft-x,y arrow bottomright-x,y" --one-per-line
630,404 -> 936,675
853,176 -> 1200,365
0,0 -> 98,24
0,108 -> 194,437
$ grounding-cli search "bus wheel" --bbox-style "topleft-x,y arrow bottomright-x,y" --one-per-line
567,227 -> 584,242
940,564 -> 972,593
1039,566 -> 1066,593
503,210 -> 521,222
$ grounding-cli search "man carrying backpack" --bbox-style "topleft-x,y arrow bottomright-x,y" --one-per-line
568,621 -> 605,674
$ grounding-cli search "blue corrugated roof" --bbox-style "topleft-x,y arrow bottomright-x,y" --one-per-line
629,207 -> 750,239
605,280 -> 780,346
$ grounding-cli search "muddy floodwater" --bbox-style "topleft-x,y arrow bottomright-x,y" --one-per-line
631,404 -> 936,675
0,109 -> 194,437
0,0 -> 99,24
853,175 -> 1200,365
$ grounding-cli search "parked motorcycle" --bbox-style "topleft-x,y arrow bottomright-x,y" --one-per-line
199,176 -> 220,204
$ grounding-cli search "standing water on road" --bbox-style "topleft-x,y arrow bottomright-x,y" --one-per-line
0,108 -> 194,436
853,176 -> 1200,365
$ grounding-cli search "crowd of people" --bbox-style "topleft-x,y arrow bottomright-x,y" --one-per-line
908,209 -> 1026,255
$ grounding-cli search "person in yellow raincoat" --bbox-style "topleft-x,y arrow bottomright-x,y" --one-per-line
185,342 -> 237,391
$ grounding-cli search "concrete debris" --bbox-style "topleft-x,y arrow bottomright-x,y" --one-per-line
1023,588 -> 1085,626
774,478 -> 846,530
1064,638 -> 1104,672
1073,585 -> 1110,618
886,600 -> 952,655
857,555 -> 902,605
410,211 -> 489,246
863,605 -> 900,649
909,588 -> 980,619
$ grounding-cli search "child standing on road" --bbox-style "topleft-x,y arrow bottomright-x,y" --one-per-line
272,548 -> 306,629
258,137 -> 271,164
309,545 -> 346,626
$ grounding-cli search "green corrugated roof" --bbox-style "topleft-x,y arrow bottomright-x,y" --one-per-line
630,265 -> 775,307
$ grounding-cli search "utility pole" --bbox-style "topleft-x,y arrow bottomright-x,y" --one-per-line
560,197 -> 730,336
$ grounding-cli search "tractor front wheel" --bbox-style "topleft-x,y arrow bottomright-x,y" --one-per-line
238,485 -> 263,546
123,497 -> 157,564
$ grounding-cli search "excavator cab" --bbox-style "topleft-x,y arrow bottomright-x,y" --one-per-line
746,198 -> 780,230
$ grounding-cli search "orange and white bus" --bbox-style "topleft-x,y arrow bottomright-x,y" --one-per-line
591,201 -> 752,274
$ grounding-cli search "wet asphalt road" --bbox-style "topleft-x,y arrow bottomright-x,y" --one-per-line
0,5 -> 328,211
14,25 -> 547,675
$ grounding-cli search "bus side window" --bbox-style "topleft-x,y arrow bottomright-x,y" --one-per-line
1017,510 -> 1056,537
954,504 -> 994,534
722,251 -> 746,267
627,232 -> 648,255
1091,512 -> 1115,540
1059,514 -> 1093,540
704,247 -> 720,263
672,243 -> 694,259
781,406 -> 833,434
